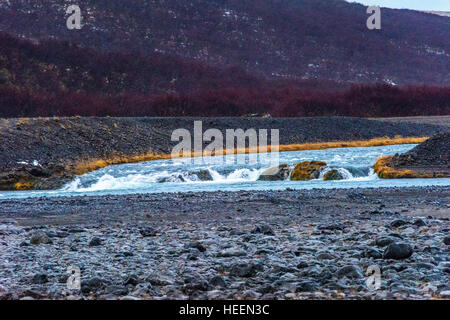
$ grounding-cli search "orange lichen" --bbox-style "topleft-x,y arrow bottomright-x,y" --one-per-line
13,181 -> 36,190
291,161 -> 327,181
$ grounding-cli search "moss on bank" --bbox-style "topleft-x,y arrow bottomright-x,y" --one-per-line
373,156 -> 434,179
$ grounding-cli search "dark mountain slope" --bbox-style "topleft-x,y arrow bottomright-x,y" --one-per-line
0,0 -> 449,86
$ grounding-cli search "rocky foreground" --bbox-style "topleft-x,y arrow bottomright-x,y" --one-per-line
0,187 -> 449,300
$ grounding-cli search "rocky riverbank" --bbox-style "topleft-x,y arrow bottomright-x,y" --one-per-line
0,186 -> 448,300
374,133 -> 449,178
0,116 -> 448,190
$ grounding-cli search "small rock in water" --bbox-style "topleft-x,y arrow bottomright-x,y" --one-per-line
251,225 -> 275,236
383,243 -> 413,260
89,237 -> 102,247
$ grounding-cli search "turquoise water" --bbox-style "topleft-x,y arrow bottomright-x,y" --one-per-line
1,144 -> 449,200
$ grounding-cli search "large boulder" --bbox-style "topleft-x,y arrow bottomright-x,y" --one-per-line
290,161 -> 327,181
323,169 -> 344,181
258,164 -> 290,181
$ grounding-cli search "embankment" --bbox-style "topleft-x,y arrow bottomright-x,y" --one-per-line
374,133 -> 449,178
0,116 -> 448,190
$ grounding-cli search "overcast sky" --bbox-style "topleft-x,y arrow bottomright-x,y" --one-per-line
348,0 -> 450,11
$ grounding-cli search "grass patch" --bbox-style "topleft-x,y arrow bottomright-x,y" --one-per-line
277,136 -> 427,152
373,156 -> 433,179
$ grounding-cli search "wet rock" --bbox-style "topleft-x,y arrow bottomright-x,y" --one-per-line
336,265 -> 363,279
375,236 -> 397,247
296,261 -> 309,269
364,248 -> 382,259
139,227 -> 157,237
258,164 -> 290,181
217,248 -> 247,257
88,237 -> 102,247
390,219 -> 409,228
186,241 -> 206,252
187,251 -> 199,261
106,285 -> 129,296
316,252 -> 337,260
193,170 -> 213,181
30,232 -> 52,245
296,281 -> 318,292
318,224 -> 345,231
229,262 -> 263,278
145,275 -> 173,286
444,236 -> 450,245
323,169 -> 344,181
383,243 -> 413,260
81,277 -> 106,294
209,275 -> 226,288
413,219 -> 426,227
290,161 -> 327,181
124,275 -> 140,286
184,279 -> 209,292
32,274 -> 48,284
251,225 -> 275,236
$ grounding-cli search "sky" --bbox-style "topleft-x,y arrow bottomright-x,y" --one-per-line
348,0 -> 450,11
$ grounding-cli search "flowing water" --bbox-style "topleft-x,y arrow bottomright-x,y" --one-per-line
1,144 -> 449,200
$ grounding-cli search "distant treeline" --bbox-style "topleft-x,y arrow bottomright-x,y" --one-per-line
1,84 -> 449,117
0,32 -> 449,118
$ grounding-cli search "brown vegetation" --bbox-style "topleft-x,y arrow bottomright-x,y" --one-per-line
373,156 -> 430,179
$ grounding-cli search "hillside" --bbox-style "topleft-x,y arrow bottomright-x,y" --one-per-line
0,32 -> 449,118
0,0 -> 449,86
